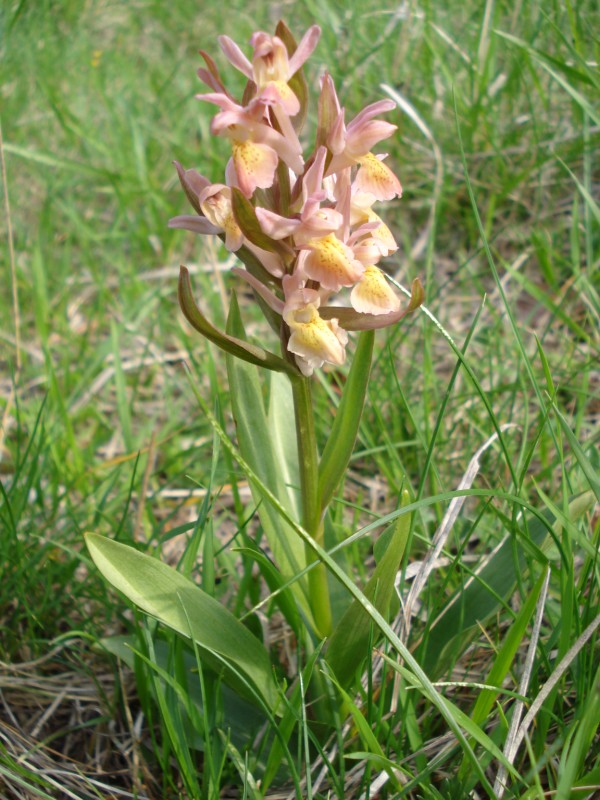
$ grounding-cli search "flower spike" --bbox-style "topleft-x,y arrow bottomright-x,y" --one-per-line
172,22 -> 420,375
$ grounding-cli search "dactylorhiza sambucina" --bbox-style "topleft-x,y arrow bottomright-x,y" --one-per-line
169,22 -> 423,377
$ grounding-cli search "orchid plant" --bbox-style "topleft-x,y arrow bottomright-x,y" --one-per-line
85,19 -> 423,763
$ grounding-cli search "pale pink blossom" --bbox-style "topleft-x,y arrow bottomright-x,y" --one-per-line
322,88 -> 402,201
199,94 -> 303,195
255,148 -> 344,245
197,184 -> 244,251
219,26 -> 321,115
353,153 -> 402,201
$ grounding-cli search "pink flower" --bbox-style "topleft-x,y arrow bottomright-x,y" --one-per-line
255,147 -> 344,245
199,94 -> 303,196
171,23 -> 422,376
321,88 -> 402,201
196,184 -> 244,251
218,26 -> 321,116
353,153 -> 402,202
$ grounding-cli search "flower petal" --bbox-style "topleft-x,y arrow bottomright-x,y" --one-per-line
173,162 -> 211,214
350,266 -> 401,315
218,35 -> 253,80
346,120 -> 397,159
232,140 -> 279,197
251,33 -> 290,85
288,25 -> 321,76
285,303 -> 347,375
255,207 -> 301,240
168,214 -> 221,235
348,99 -> 396,131
354,153 -> 402,201
197,184 -> 244,251
258,80 -> 300,115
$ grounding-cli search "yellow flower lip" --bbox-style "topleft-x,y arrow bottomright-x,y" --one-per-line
284,302 -> 348,376
350,266 -> 401,315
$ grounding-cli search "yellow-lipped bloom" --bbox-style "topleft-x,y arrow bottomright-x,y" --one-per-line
284,302 -> 348,376
350,266 -> 401,315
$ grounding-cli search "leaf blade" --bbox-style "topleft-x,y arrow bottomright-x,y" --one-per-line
84,532 -> 279,708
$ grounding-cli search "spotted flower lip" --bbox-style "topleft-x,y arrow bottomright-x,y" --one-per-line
354,153 -> 402,201
350,265 -> 401,315
303,233 -> 365,292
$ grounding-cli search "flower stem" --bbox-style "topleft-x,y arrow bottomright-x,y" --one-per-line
290,374 -> 332,638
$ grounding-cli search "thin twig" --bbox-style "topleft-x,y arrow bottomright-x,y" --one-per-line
494,566 -> 551,797
497,611 -> 600,796
0,116 -> 20,372
132,429 -> 157,541
381,84 -> 444,264
402,425 -> 518,640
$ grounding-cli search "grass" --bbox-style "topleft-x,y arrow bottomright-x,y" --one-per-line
1,0 -> 599,797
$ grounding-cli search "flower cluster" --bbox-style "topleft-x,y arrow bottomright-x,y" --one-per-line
170,22 -> 422,376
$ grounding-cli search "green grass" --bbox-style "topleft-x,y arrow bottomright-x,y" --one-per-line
1,0 -> 599,797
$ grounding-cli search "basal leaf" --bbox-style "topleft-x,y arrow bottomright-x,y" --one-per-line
421,491 -> 595,675
225,295 -> 314,628
85,532 -> 279,709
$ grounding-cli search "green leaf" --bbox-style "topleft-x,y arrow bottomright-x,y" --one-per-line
225,296 -> 314,627
260,642 -> 324,794
555,664 -> 600,800
327,675 -> 402,791
457,570 -> 547,783
178,267 -> 294,374
318,330 -> 374,512
185,382 -> 502,795
494,30 -> 597,89
421,491 -> 595,675
84,532 -> 279,709
552,402 -> 600,505
235,545 -> 302,636
268,370 -> 301,520
556,156 -> 600,229
326,490 -> 411,687
384,657 -> 521,780
472,570 -> 546,726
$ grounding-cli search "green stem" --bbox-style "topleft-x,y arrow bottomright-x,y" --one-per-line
290,374 -> 332,638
